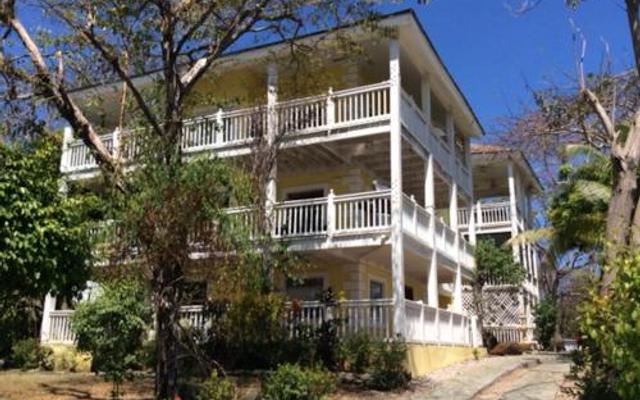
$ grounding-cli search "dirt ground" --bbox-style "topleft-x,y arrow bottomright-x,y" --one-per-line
0,370 -> 154,400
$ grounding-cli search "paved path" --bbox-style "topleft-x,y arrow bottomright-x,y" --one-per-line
474,355 -> 572,400
420,354 -> 570,400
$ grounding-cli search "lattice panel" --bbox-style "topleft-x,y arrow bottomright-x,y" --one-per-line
461,287 -> 523,326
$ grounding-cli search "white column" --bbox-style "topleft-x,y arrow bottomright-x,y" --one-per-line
420,76 -> 431,125
507,162 -> 520,263
389,39 -> 405,337
449,183 -> 458,231
446,110 -> 455,170
40,293 -> 56,343
449,179 -> 463,313
425,156 -> 438,308
468,200 -> 477,245
266,64 -> 278,210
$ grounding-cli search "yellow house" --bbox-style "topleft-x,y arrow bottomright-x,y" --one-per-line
41,10 -> 498,376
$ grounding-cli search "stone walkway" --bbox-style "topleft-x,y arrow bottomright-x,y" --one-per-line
473,355 -> 572,400
414,354 -> 570,400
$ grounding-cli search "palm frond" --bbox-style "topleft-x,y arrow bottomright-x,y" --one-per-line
574,179 -> 611,202
507,227 -> 555,246
564,144 -> 607,163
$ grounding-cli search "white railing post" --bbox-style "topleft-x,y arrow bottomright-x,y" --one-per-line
411,195 -> 417,236
112,127 -> 120,160
59,127 -> 73,173
327,189 -> 335,238
215,108 -> 224,144
419,301 -> 425,343
326,87 -> 335,130
39,293 -> 56,343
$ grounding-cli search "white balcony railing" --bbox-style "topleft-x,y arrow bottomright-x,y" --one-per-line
458,201 -> 512,229
45,310 -> 75,344
61,82 -> 391,174
404,300 -> 476,346
90,190 -> 473,270
43,299 -> 477,347
400,90 -> 471,195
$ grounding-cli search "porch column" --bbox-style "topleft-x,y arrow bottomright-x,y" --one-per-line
468,200 -> 477,245
266,64 -> 278,212
40,293 -> 56,343
425,155 -> 438,308
507,162 -> 520,263
420,76 -> 431,125
389,39 -> 406,337
449,173 -> 463,313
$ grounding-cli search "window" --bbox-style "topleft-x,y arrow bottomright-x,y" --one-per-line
370,280 -> 384,299
286,277 -> 324,301
285,189 -> 325,201
404,286 -> 414,301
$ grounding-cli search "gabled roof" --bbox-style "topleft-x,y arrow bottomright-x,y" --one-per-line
72,9 -> 484,136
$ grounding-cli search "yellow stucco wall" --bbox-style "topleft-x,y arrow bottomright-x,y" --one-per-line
406,344 -> 487,376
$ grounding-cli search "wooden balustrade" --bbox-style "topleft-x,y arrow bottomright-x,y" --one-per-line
46,310 -> 75,344
61,82 -> 391,173
404,300 -> 473,346
459,201 -> 512,229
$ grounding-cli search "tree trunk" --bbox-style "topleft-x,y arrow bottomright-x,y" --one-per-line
154,265 -> 182,400
601,158 -> 639,293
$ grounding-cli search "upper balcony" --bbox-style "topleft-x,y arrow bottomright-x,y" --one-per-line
61,82 -> 473,197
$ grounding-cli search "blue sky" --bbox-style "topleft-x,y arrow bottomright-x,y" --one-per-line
381,1 -> 633,136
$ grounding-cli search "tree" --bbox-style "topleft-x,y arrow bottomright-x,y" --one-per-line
0,2 -> 379,398
0,135 -> 91,350
72,278 -> 152,399
505,0 -> 640,293
472,239 -> 524,341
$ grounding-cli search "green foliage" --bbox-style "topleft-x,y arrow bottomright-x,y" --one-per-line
576,253 -> 640,400
0,298 -> 39,358
547,148 -> 610,253
368,340 -> 410,391
10,338 -> 52,370
202,292 -> 290,370
197,371 -> 237,400
533,298 -> 557,349
474,239 -> 524,287
338,333 -> 374,373
0,135 -> 91,317
71,279 -> 152,395
262,364 -> 335,400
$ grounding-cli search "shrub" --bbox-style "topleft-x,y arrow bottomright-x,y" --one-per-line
204,293 -> 289,370
575,253 -> 640,400
368,340 -> 410,391
338,333 -> 373,373
533,298 -> 557,350
11,338 -> 52,370
262,364 -> 335,400
197,371 -> 237,400
72,279 -> 152,398
488,342 -> 524,356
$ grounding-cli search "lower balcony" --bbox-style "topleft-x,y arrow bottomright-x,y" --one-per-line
42,299 -> 480,347
458,200 -> 512,232
227,190 -> 474,269
91,190 -> 474,270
